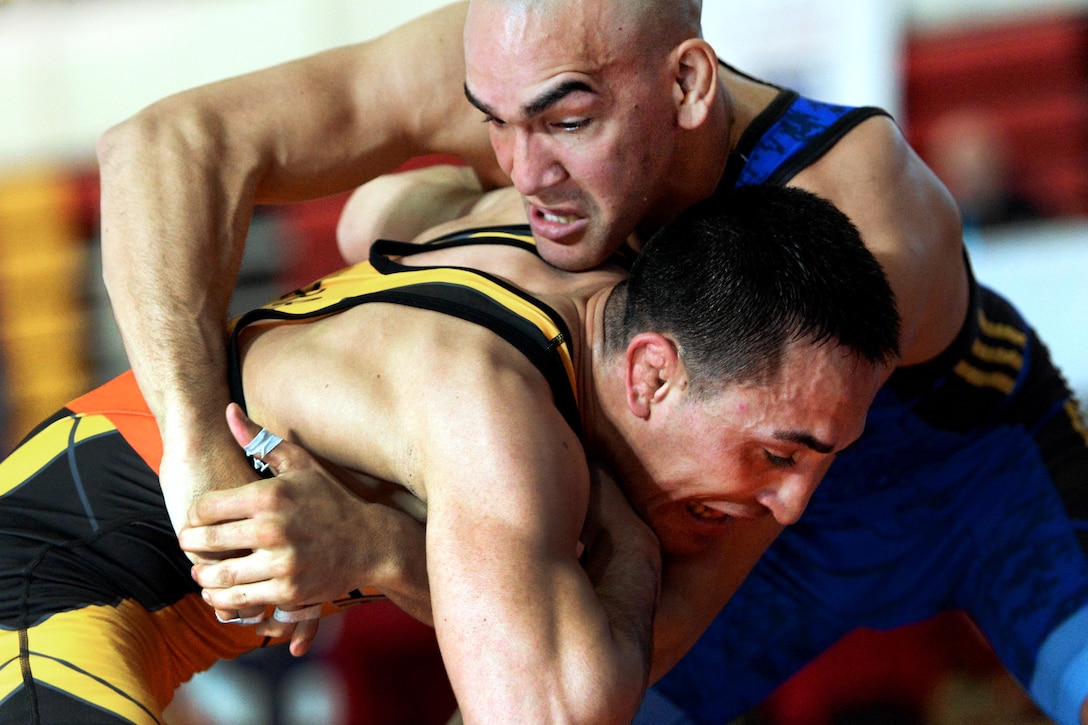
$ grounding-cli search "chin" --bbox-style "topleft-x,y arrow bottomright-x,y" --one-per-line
535,234 -> 621,272
537,244 -> 607,272
661,534 -> 713,558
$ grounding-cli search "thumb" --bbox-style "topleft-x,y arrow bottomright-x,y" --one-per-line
225,402 -> 296,474
225,402 -> 262,448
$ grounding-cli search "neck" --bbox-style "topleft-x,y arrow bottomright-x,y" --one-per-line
632,80 -> 735,248
578,286 -> 639,477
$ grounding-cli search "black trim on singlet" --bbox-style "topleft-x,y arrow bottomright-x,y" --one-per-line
422,224 -> 537,250
762,106 -> 890,187
885,253 -> 979,401
720,89 -> 800,189
227,228 -> 582,437
369,234 -> 581,435
716,60 -> 892,189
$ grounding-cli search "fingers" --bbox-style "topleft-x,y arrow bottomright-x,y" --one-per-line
202,580 -> 278,613
253,614 -> 321,657
225,402 -> 263,451
215,605 -> 268,625
193,560 -> 292,607
226,403 -> 287,474
212,603 -> 322,658
289,618 -> 320,657
180,510 -> 266,551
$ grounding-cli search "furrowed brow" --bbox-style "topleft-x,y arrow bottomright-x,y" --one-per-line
521,79 -> 595,118
773,430 -> 835,455
463,79 -> 595,123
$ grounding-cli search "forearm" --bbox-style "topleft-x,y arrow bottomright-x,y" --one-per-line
427,435 -> 659,723
441,553 -> 658,725
98,82 -> 287,530
351,501 -> 433,625
98,5 -> 492,521
98,106 -> 249,431
650,517 -> 781,682
580,489 -> 661,691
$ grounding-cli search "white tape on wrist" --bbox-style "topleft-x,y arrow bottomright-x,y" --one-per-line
272,604 -> 324,623
243,428 -> 284,472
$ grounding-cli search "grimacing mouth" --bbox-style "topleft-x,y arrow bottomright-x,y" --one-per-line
686,501 -> 729,522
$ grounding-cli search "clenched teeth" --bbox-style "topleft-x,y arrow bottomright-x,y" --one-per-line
540,210 -> 578,224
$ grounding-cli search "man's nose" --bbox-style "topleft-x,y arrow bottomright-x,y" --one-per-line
757,476 -> 818,526
505,131 -> 567,197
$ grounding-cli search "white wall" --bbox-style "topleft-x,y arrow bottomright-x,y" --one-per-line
703,0 -> 908,116
908,0 -> 1088,29
0,0 -> 448,166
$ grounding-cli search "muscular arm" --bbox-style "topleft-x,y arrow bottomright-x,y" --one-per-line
649,516 -> 782,682
98,1 -> 501,529
422,368 -> 659,724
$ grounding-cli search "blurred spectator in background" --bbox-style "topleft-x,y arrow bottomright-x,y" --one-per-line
925,108 -> 1041,231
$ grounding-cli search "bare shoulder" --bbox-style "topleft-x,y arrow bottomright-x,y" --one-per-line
241,301 -> 572,493
794,115 -> 928,208
791,114 -> 970,365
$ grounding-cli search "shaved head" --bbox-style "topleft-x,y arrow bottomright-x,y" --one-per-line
467,0 -> 703,53
464,0 -> 723,270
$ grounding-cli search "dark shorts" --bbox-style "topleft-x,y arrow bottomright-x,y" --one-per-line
0,373 -> 267,724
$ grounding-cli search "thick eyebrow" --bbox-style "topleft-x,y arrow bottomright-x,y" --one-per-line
464,83 -> 496,118
463,79 -> 595,122
773,430 -> 835,455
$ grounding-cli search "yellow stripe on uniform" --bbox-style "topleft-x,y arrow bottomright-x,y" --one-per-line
1,599 -> 165,725
264,262 -> 578,406
953,360 -> 1016,395
22,653 -> 162,725
977,310 -> 1028,347
0,414 -> 118,497
6,595 -> 267,724
969,339 -> 1024,370
1066,400 -> 1088,448
0,637 -> 24,702
463,230 -> 536,244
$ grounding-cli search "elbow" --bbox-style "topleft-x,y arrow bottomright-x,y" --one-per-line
571,685 -> 647,725
95,108 -> 137,171
601,683 -> 650,725
459,659 -> 649,725
96,101 -> 163,182
562,651 -> 651,724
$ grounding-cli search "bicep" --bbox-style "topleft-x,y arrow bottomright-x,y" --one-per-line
348,1 -> 504,186
422,395 -> 602,716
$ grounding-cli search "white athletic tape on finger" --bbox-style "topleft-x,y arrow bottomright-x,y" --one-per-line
216,610 -> 268,625
272,604 -> 323,623
244,428 -> 284,472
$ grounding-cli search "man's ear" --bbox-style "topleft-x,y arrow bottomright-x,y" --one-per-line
672,38 -> 719,131
626,333 -> 682,419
